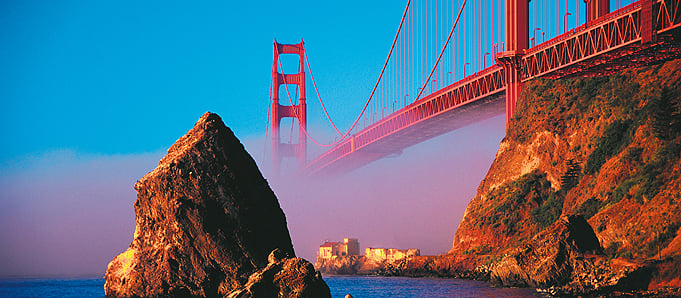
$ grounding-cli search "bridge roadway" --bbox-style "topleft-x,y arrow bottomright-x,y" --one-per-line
303,0 -> 681,176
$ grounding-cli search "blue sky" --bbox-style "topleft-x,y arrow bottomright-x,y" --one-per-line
0,0 -> 516,277
0,0 -> 428,277
1,0 -> 405,161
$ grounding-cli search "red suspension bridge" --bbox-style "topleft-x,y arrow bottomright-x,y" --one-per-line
268,0 -> 681,177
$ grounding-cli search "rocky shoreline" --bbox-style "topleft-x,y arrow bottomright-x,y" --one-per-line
376,257 -> 681,297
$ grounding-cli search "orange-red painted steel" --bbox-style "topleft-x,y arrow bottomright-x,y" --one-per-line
522,0 -> 680,80
304,66 -> 507,176
301,0 -> 681,177
272,40 -> 307,175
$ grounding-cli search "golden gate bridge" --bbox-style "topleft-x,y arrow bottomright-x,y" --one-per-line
267,0 -> 681,176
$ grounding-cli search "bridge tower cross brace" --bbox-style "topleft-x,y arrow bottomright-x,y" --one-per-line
271,40 -> 307,175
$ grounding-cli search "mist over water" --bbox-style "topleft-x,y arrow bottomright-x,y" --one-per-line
256,114 -> 506,262
0,113 -> 504,278
0,150 -> 164,277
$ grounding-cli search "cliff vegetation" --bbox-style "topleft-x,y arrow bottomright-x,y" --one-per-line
392,58 -> 681,295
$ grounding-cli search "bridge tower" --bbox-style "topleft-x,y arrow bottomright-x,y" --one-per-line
585,0 -> 610,23
271,40 -> 307,175
496,0 -> 529,124
496,0 -> 612,124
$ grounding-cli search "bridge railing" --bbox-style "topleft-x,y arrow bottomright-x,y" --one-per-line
521,1 -> 644,80
655,0 -> 681,31
521,0 -> 680,80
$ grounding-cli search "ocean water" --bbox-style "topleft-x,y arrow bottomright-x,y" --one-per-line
0,276 -> 542,297
324,276 -> 542,297
0,277 -> 104,298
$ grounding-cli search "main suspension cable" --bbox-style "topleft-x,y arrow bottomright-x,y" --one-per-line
276,47 -> 336,147
303,49 -> 344,137
334,0 -> 412,140
273,0 -> 412,148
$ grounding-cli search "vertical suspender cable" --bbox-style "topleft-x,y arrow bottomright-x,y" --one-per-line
264,71 -> 273,164
438,0 -> 441,89
499,0 -> 502,48
491,0 -> 494,56
428,0 -> 431,95
553,0 -> 560,37
455,0 -> 458,81
576,0 -> 579,27
478,0 -> 481,71
415,0 -> 467,101
477,0 -> 480,71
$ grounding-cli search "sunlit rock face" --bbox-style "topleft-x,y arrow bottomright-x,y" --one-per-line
104,112 -> 298,297
490,214 -> 602,287
226,249 -> 331,298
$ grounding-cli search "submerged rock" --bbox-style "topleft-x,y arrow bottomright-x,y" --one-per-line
104,112 -> 299,297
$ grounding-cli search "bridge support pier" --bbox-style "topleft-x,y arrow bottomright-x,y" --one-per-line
271,40 -> 307,175
505,71 -> 522,123
496,0 -> 529,125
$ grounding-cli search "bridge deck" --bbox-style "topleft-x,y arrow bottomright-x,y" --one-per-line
304,66 -> 507,176
303,0 -> 681,177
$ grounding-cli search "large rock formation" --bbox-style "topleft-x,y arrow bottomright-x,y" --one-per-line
386,59 -> 681,294
490,215 -> 604,287
105,112 -> 328,297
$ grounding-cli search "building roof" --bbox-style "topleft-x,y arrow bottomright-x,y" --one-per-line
320,242 -> 339,248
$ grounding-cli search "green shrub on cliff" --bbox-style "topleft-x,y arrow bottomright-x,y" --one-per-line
576,197 -> 603,219
585,119 -> 635,174
650,87 -> 681,141
476,172 -> 561,235
530,191 -> 564,228
610,141 -> 681,205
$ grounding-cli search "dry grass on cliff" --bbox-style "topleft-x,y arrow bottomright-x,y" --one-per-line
453,58 -> 681,267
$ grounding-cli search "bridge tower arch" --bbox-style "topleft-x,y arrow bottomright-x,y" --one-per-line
271,40 -> 307,175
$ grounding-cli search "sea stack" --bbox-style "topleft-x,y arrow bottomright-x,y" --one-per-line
104,112 -> 329,297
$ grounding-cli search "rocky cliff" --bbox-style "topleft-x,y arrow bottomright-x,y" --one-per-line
105,112 -> 329,297
391,59 -> 681,294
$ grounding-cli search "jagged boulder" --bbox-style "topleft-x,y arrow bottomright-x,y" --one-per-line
105,112 -> 297,297
490,214 -> 601,287
227,249 -> 331,298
